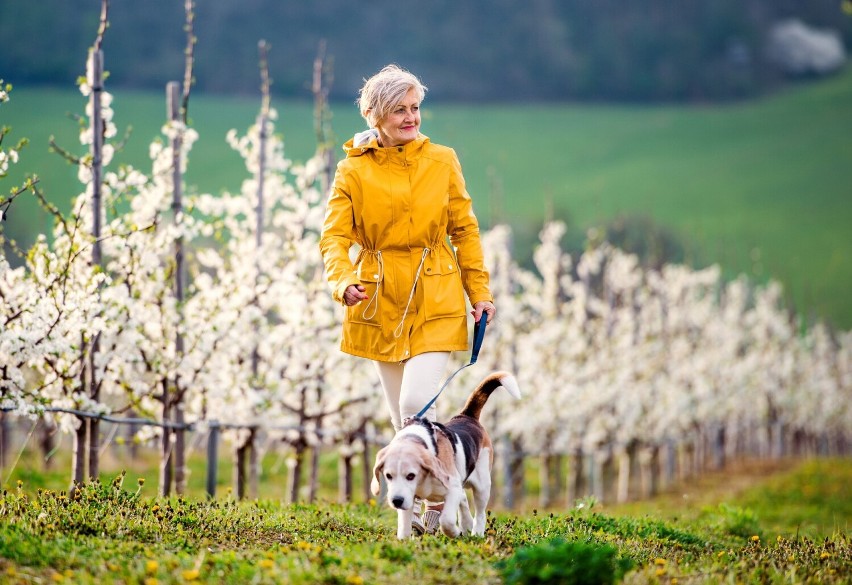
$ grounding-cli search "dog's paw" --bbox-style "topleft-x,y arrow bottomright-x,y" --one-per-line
439,520 -> 461,538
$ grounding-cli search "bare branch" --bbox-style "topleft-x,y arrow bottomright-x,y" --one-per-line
92,0 -> 110,54
181,0 -> 196,123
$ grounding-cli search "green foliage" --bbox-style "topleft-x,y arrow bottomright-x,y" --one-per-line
0,463 -> 851,584
706,503 -> 763,540
2,1 -> 850,102
498,538 -> 633,585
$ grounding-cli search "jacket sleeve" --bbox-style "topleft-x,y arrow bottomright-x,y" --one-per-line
319,166 -> 362,304
446,150 -> 493,305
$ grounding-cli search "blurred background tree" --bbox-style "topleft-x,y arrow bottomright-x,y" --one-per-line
1,0 -> 848,103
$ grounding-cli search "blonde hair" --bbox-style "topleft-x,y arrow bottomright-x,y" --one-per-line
357,64 -> 427,128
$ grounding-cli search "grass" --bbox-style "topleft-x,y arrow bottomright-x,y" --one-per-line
0,455 -> 849,584
3,70 -> 852,327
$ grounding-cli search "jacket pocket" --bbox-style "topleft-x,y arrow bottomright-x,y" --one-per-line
421,252 -> 466,321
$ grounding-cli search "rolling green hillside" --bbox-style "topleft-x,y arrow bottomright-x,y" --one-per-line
3,70 -> 851,327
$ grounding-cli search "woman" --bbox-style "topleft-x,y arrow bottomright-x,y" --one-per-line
319,65 -> 495,530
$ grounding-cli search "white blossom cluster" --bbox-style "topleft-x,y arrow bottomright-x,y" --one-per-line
2,80 -> 849,465
447,221 -> 851,461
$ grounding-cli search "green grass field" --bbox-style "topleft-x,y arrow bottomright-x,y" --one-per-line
0,457 -> 849,584
3,70 -> 852,327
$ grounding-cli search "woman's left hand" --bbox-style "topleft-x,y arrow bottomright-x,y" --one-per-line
472,301 -> 496,324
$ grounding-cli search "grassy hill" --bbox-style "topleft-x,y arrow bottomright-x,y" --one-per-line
3,70 -> 851,327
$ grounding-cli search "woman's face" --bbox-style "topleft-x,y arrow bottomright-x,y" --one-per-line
376,87 -> 421,147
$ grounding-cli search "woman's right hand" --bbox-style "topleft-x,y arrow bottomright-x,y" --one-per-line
343,284 -> 369,306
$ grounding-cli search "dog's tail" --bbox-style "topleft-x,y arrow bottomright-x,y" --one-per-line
459,371 -> 521,420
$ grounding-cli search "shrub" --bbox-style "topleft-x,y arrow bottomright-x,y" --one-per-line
497,538 -> 634,585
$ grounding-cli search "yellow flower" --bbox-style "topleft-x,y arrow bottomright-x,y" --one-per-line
146,560 -> 159,574
144,579 -> 159,585
259,559 -> 275,569
138,478 -> 146,486
182,569 -> 200,581
655,568 -> 667,577
717,551 -> 725,558
346,576 -> 365,585
296,541 -> 312,551
50,573 -> 64,582
654,558 -> 666,566
6,568 -> 16,576
152,505 -> 160,512
751,535 -> 760,542
106,562 -> 120,572
820,552 -> 831,560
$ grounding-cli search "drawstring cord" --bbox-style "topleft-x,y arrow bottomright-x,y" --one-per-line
360,250 -> 383,321
393,247 -> 430,339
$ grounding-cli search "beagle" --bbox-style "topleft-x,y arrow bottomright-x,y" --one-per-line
371,371 -> 522,539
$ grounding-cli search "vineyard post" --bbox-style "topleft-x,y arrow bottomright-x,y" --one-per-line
87,47 -> 105,483
159,80 -> 185,497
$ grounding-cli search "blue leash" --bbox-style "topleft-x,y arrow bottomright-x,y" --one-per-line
414,317 -> 488,418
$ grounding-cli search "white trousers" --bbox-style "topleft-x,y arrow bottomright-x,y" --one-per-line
373,351 -> 451,431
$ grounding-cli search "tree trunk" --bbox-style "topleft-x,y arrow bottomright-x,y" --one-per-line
539,451 -> 552,509
248,428 -> 259,499
638,445 -> 659,499
339,450 -> 353,503
0,412 -> 11,470
288,441 -> 305,503
566,448 -> 584,507
38,416 -> 57,470
234,439 -> 248,500
615,444 -> 631,504
362,424 -> 373,503
174,403 -> 187,494
309,422 -> 322,503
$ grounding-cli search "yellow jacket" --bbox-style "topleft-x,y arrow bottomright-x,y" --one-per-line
320,132 -> 492,362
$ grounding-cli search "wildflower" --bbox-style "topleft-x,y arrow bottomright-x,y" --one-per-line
152,505 -> 160,512
182,569 -> 200,581
654,558 -> 666,566
820,552 -> 831,560
138,478 -> 146,486
655,568 -> 667,577
144,579 -> 159,585
259,559 -> 275,569
751,535 -> 760,542
146,560 -> 159,574
346,576 -> 365,585
296,541 -> 312,551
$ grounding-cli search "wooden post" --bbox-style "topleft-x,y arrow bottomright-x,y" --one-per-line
206,421 -> 219,499
87,48 -> 104,483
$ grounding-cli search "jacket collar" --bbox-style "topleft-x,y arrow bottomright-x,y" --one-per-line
343,132 -> 430,165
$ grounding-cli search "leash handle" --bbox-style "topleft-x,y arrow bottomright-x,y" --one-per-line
414,316 -> 488,418
470,314 -> 487,364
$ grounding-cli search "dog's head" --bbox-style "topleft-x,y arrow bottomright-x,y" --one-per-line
371,440 -> 452,510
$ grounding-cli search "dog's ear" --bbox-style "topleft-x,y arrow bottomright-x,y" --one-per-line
420,451 -> 452,489
371,446 -> 388,496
